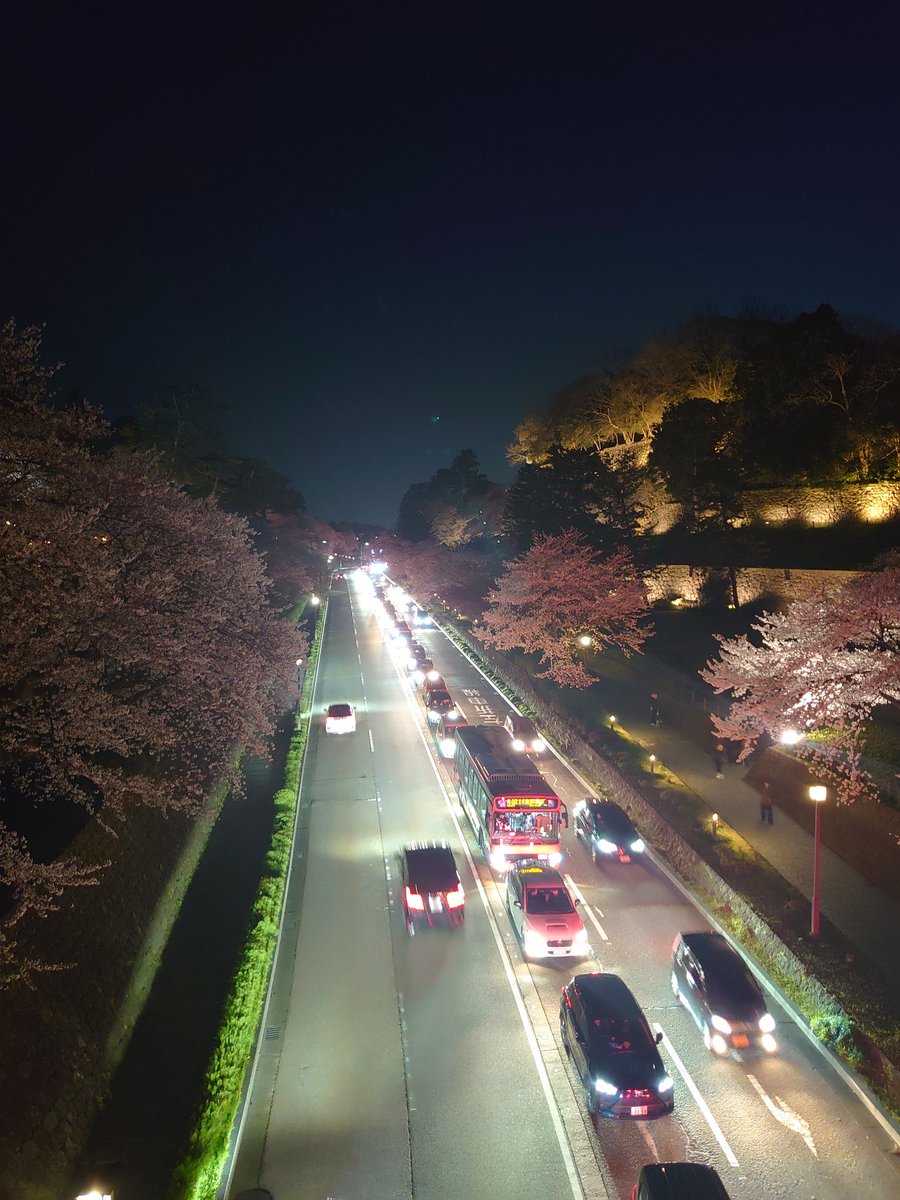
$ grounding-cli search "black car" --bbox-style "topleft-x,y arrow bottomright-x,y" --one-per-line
671,932 -> 778,1056
401,842 -> 465,934
425,689 -> 457,724
574,798 -> 645,865
632,1163 -> 732,1200
560,973 -> 674,1119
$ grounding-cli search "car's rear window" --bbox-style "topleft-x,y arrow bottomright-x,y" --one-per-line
328,704 -> 352,717
406,848 -> 458,891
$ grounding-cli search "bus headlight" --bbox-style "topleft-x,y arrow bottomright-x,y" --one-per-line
490,850 -> 507,871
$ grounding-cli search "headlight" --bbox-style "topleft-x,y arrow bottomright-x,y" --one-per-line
710,1014 -> 732,1034
630,838 -> 645,853
490,851 -> 507,871
531,739 -> 546,752
524,929 -> 544,953
512,738 -> 526,751
413,670 -> 425,684
658,1074 -> 674,1093
594,1077 -> 618,1097
440,738 -> 455,757
573,926 -> 588,944
447,708 -> 458,720
596,838 -> 617,854
759,1013 -> 776,1033
574,800 -> 586,816
761,1033 -> 778,1054
710,1033 -> 728,1055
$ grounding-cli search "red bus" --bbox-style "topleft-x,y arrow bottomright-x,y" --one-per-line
454,725 -> 567,871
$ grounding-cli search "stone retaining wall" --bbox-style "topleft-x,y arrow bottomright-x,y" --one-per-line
644,563 -> 862,608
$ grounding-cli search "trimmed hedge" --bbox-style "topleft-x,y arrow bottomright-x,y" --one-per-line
169,607 -> 325,1199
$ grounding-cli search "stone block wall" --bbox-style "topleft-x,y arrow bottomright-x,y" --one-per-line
644,564 -> 862,608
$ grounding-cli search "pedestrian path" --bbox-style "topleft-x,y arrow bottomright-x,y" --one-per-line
583,648 -> 900,993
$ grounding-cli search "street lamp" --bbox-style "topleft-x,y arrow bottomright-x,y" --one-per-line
809,784 -> 827,937
310,594 -> 321,607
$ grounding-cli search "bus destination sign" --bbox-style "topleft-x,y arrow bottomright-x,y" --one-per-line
497,795 -> 558,809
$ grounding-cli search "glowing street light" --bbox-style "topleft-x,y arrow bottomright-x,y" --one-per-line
779,729 -> 802,746
310,594 -> 321,607
809,784 -> 827,936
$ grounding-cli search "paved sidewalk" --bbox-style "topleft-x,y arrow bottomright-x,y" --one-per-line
582,648 -> 900,994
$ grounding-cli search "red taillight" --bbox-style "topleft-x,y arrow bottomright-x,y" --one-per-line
405,887 -> 425,911
446,885 -> 465,909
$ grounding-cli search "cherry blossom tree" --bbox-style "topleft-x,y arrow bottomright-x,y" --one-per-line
1,322 -> 306,981
702,555 -> 900,802
475,529 -> 651,687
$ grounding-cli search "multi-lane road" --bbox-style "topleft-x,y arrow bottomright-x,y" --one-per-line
230,573 -> 900,1199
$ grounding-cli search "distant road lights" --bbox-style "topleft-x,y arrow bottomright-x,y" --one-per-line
779,729 -> 802,746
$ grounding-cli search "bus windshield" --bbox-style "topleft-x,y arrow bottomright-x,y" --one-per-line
492,811 -> 556,842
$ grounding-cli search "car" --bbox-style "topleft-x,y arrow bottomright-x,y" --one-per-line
574,798 -> 645,865
324,702 -> 356,734
671,931 -> 778,1056
560,973 -> 674,1119
421,672 -> 447,696
401,842 -> 465,934
433,710 -> 468,758
503,712 -> 546,756
425,689 -> 457,724
632,1162 -> 732,1200
413,607 -> 434,627
505,862 -> 588,959
412,657 -> 436,685
406,643 -> 429,671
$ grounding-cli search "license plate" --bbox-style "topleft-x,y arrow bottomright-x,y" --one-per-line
630,1105 -> 648,1116
428,896 -> 443,912
732,1034 -> 750,1048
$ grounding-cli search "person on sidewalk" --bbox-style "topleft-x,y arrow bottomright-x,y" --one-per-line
713,742 -> 725,779
649,691 -> 660,727
760,781 -> 774,825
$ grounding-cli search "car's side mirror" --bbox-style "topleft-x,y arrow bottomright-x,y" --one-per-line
514,900 -> 523,909
574,898 -> 582,906
655,1031 -> 663,1044
561,804 -> 569,829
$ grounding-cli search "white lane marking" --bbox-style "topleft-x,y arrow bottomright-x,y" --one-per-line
368,730 -> 375,753
412,722 -> 587,1198
653,1023 -> 739,1167
746,1073 -> 818,1157
638,1122 -> 658,1157
563,874 -> 609,942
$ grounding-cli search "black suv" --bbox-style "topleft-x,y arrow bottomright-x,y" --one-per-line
632,1163 -> 731,1200
401,843 -> 465,935
574,798 -> 645,865
671,931 -> 778,1056
560,973 -> 674,1119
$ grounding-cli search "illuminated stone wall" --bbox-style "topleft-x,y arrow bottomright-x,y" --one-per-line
645,564 -> 862,608
637,479 -> 900,534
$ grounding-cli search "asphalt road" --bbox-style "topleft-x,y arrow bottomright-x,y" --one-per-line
233,574 -> 900,1200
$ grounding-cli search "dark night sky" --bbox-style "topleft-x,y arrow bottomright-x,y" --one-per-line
3,2 -> 899,527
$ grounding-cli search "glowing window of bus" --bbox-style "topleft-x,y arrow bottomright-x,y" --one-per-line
454,725 -> 565,871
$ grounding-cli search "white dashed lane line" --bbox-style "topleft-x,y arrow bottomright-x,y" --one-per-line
653,1022 -> 739,1167
563,873 -> 609,942
368,730 -> 375,753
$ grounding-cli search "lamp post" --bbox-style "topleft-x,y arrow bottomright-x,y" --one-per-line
577,634 -> 592,673
809,784 -> 827,937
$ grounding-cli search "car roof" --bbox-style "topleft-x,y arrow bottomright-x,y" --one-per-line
637,1162 -> 731,1199
571,973 -> 643,1019
404,843 -> 459,889
680,931 -> 744,968
512,862 -> 564,887
506,714 -> 536,731
327,702 -> 352,716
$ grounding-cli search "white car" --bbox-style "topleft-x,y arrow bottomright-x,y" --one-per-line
506,862 -> 587,959
325,702 -> 356,734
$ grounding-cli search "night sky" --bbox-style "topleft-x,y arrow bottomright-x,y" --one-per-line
3,2 -> 899,527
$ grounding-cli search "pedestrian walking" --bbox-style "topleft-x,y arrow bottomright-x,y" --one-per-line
760,781 -> 774,825
713,742 -> 725,779
649,691 -> 660,727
